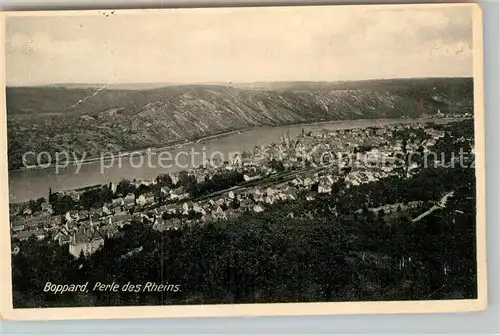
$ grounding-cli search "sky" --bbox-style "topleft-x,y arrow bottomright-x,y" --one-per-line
5,4 -> 475,86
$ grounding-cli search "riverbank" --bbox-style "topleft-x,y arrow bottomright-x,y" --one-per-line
8,116 -> 470,203
13,116 -> 465,173
16,127 -> 250,172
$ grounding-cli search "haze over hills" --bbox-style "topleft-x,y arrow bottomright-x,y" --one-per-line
29,83 -> 181,90
6,78 -> 473,170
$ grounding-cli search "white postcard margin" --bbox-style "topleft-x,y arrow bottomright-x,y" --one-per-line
0,3 -> 487,321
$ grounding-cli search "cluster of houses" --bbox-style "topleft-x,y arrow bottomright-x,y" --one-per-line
254,123 -> 447,170
354,200 -> 423,216
11,121 -> 452,258
421,111 -> 472,119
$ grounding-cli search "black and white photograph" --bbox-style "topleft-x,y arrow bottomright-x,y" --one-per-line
0,3 -> 486,320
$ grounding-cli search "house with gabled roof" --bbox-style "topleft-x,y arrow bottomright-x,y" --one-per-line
243,171 -> 261,182
264,196 -> 275,205
181,201 -> 192,215
213,206 -> 227,220
250,188 -> 264,203
102,203 -> 113,215
41,202 -> 54,214
10,219 -> 24,233
108,211 -> 131,225
253,205 -> 264,213
15,229 -> 46,241
53,230 -> 72,245
68,226 -> 105,258
112,197 -> 125,207
121,194 -> 135,208
136,193 -> 155,207
78,210 -> 90,221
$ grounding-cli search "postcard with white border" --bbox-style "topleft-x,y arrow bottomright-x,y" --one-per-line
0,2 -> 487,321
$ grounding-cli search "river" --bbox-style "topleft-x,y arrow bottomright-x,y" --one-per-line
8,117 -> 461,203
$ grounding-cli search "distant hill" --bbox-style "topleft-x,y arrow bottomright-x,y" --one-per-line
6,77 -> 473,170
36,83 -> 181,90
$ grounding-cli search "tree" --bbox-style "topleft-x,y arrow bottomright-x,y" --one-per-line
157,173 -> 173,187
28,199 -> 42,213
52,195 -> 76,215
116,179 -> 136,197
11,127 -> 478,306
268,159 -> 285,172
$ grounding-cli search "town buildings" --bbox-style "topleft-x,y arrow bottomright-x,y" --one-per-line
10,121 -> 464,257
